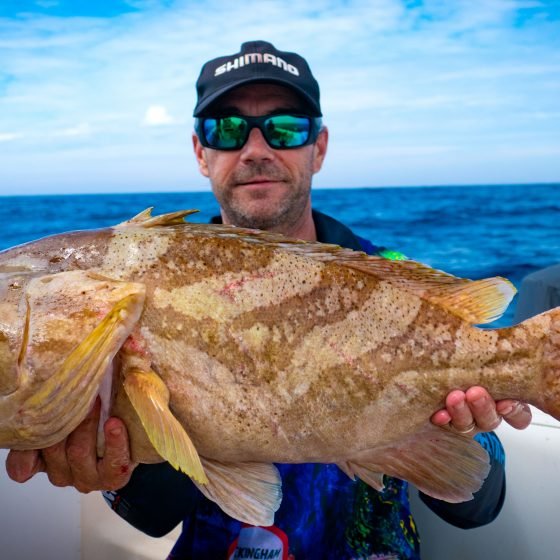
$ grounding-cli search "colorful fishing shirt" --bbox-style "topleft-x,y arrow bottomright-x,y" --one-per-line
168,468 -> 419,559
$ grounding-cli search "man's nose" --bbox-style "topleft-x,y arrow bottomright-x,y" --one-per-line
240,127 -> 274,160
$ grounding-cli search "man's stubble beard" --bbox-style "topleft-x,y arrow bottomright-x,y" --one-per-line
213,162 -> 312,232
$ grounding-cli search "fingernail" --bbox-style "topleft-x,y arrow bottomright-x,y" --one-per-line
22,452 -> 40,479
471,396 -> 486,409
503,401 -> 522,417
453,400 -> 467,412
109,426 -> 122,437
500,405 -> 513,416
29,451 -> 40,469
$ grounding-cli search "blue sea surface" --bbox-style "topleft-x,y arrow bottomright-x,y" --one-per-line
0,183 -> 558,327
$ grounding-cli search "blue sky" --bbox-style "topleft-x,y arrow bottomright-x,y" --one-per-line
0,0 -> 559,194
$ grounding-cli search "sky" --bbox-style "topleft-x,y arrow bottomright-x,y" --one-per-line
0,0 -> 559,195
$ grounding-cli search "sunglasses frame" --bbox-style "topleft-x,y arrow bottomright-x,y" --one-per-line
195,113 -> 323,151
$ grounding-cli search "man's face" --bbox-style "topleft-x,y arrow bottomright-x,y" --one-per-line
193,84 -> 328,233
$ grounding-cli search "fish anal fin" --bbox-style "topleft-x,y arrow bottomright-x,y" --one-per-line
341,463 -> 385,491
192,458 -> 282,527
117,208 -> 199,228
336,460 -> 357,481
348,425 -> 490,503
123,367 -> 208,484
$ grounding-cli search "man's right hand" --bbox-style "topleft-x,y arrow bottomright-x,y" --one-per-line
5,398 -> 137,493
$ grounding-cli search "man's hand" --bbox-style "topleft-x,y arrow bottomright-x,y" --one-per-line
431,386 -> 532,434
5,399 -> 137,493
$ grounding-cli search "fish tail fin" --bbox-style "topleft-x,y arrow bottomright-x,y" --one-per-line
534,306 -> 560,420
515,306 -> 560,420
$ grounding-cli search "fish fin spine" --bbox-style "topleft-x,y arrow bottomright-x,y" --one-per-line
117,208 -> 199,228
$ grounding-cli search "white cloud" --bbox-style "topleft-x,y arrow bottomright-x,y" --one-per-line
143,105 -> 174,126
0,132 -> 22,142
54,122 -> 92,137
0,0 -> 558,194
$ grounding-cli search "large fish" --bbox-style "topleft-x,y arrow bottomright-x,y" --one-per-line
1,209 -> 559,525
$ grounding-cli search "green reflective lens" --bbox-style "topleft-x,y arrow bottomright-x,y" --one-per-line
197,114 -> 320,150
203,116 -> 248,149
263,115 -> 311,148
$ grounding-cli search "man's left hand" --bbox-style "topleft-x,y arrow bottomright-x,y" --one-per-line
431,386 -> 532,434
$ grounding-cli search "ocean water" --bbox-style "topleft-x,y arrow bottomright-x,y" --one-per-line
0,183 -> 558,327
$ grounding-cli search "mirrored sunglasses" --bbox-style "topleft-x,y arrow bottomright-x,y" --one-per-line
195,114 -> 322,150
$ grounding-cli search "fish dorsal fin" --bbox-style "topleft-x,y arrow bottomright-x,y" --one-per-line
342,257 -> 516,324
347,257 -> 517,324
113,209 -> 515,324
189,222 -> 515,325
424,276 -> 515,324
117,208 -> 199,228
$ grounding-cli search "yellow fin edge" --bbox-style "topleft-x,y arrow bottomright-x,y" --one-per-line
123,368 -> 208,484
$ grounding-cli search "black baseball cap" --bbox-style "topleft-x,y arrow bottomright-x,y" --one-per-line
193,40 -> 322,117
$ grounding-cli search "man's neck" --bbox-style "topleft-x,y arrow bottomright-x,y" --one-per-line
279,207 -> 317,241
220,205 -> 317,242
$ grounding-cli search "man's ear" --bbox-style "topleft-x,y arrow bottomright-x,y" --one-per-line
312,126 -> 328,174
192,132 -> 209,177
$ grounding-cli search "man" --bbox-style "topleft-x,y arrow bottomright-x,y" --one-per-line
7,41 -> 532,559
514,264 -> 560,323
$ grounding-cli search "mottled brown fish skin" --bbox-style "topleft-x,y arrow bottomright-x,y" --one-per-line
0,220 -> 558,466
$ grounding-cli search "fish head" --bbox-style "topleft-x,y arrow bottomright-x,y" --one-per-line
0,269 -> 146,449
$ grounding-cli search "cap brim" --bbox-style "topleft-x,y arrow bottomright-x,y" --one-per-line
193,77 -> 322,117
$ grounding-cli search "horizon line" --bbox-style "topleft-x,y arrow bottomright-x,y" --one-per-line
0,181 -> 558,198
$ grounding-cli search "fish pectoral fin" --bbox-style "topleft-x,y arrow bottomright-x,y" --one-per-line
116,208 -> 199,228
23,292 -> 144,441
347,424 -> 490,503
123,368 -> 208,484
192,458 -> 282,527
